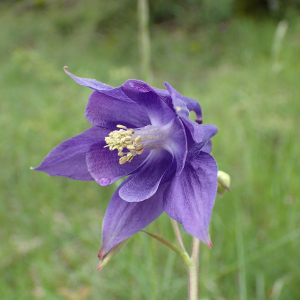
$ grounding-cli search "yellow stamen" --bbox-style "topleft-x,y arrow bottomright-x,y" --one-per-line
127,145 -> 136,150
135,144 -> 143,151
116,125 -> 127,129
127,154 -> 134,162
136,149 -> 144,155
104,125 -> 145,164
119,156 -> 128,164
135,136 -> 142,144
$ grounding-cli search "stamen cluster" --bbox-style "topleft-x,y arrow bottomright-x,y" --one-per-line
104,125 -> 144,164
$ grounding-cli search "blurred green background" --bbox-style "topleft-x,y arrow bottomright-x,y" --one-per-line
1,0 -> 300,299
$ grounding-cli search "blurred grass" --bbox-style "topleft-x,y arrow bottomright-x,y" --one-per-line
1,1 -> 300,299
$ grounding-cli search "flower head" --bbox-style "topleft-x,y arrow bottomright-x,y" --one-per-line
33,68 -> 218,261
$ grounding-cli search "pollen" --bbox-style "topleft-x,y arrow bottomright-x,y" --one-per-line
104,125 -> 144,164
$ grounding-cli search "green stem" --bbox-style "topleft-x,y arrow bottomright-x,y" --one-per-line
188,237 -> 200,300
170,219 -> 200,300
235,197 -> 247,300
142,220 -> 201,300
171,218 -> 187,253
137,0 -> 151,82
141,230 -> 181,256
141,230 -> 191,266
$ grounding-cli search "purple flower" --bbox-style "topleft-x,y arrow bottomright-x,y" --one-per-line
34,68 -> 218,259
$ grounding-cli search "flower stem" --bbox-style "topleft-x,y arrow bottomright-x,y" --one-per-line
137,0 -> 151,83
188,237 -> 200,300
170,219 -> 200,300
141,230 -> 182,257
144,220 -> 201,300
141,230 -> 192,267
171,218 -> 187,253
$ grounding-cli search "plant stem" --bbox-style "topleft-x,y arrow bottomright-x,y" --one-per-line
141,230 -> 182,257
137,0 -> 151,83
171,218 -> 187,253
146,219 -> 201,300
170,219 -> 200,300
188,237 -> 200,300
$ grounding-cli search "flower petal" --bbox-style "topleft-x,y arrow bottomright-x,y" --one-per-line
187,124 -> 218,161
165,82 -> 204,142
121,80 -> 175,126
202,140 -> 212,154
163,117 -> 187,175
86,143 -> 150,186
181,95 -> 203,124
33,126 -> 109,180
164,82 -> 202,123
64,67 -> 113,91
163,151 -> 218,245
164,82 -> 189,118
119,149 -> 173,202
99,183 -> 165,258
65,68 -> 138,104
181,118 -> 204,143
152,87 -> 173,108
85,91 -> 150,129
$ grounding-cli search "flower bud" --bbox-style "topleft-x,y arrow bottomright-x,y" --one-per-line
217,171 -> 231,198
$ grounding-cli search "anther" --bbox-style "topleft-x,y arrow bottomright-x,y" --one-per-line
119,156 -> 128,164
127,155 -> 134,162
127,145 -> 136,150
135,144 -> 143,151
116,125 -> 127,129
135,136 -> 142,144
105,124 -> 149,164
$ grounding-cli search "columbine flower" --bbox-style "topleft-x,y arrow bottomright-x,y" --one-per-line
33,68 -> 218,261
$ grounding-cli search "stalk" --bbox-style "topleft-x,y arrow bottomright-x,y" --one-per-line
188,237 -> 200,300
145,219 -> 202,300
170,219 -> 200,300
137,0 -> 151,82
171,218 -> 187,253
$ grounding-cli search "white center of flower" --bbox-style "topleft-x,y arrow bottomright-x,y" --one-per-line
104,123 -> 172,164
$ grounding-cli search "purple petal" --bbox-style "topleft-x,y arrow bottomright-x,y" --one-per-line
202,140 -> 212,154
119,149 -> 173,202
64,67 -> 136,103
164,82 -> 189,118
165,82 -> 204,142
163,151 -> 218,245
64,67 -> 113,91
181,95 -> 202,124
187,124 -> 218,161
99,183 -> 166,258
163,117 -> 187,175
182,118 -> 204,143
86,143 -> 150,186
85,91 -> 150,129
121,80 -> 175,126
164,82 -> 202,123
33,126 -> 110,180
153,87 -> 173,108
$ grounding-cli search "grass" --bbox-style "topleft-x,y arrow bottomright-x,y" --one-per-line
1,1 -> 300,299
